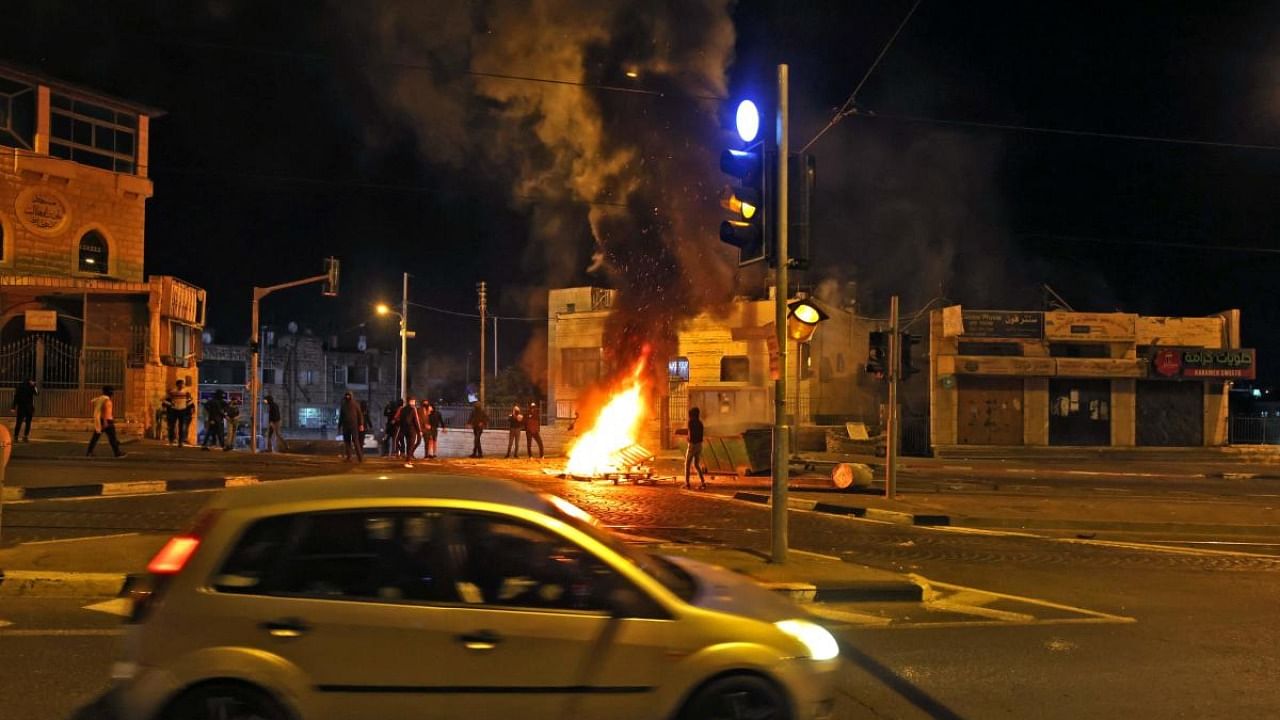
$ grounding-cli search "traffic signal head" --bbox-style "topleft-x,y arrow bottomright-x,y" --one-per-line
901,333 -> 922,379
322,257 -> 340,297
866,331 -> 890,378
719,145 -> 767,266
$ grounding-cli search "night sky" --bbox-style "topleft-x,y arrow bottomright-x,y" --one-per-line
7,1 -> 1279,385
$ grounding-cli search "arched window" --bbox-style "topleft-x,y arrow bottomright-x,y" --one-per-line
78,230 -> 108,273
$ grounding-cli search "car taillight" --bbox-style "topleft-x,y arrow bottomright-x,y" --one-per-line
130,509 -> 221,623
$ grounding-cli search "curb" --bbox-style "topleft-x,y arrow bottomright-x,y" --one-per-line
732,491 -> 951,526
0,569 -> 128,597
1,475 -> 261,502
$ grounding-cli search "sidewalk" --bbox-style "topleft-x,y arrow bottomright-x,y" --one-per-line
0,531 -> 922,603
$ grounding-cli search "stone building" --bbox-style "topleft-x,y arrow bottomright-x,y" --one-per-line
929,307 -> 1249,450
0,62 -> 205,434
546,286 -> 882,449
199,331 -> 397,437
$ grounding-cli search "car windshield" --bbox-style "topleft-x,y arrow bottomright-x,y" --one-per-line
545,495 -> 697,602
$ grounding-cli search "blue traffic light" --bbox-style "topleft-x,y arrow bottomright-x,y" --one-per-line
735,99 -> 760,143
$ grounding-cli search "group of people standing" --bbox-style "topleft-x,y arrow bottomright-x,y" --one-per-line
198,389 -> 243,451
381,396 -> 445,461
504,401 -> 544,459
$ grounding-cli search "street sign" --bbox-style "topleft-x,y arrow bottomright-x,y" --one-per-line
24,310 -> 57,332
1150,348 -> 1256,380
961,310 -> 1043,339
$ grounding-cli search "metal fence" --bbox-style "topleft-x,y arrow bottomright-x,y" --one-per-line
0,387 -> 123,418
1229,416 -> 1280,445
435,404 -> 549,430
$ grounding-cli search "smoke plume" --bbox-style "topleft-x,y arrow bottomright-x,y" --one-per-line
336,0 -> 740,382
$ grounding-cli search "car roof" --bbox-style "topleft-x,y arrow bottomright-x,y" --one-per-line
209,473 -> 554,514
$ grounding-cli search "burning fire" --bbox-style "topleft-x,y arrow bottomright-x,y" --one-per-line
565,354 -> 650,477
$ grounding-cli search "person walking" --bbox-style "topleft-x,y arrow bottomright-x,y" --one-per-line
264,394 -> 288,453
466,401 -> 488,458
201,391 -> 228,451
12,378 -> 37,443
398,396 -> 423,461
684,406 -> 707,490
166,379 -> 193,446
87,385 -> 126,458
505,403 -> 523,458
339,391 -> 364,462
525,401 -> 544,459
224,396 -> 241,450
426,402 -> 444,459
358,400 -> 371,453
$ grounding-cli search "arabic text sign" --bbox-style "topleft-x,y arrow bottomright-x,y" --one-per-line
961,311 -> 1043,339
1044,312 -> 1136,341
1151,348 -> 1255,380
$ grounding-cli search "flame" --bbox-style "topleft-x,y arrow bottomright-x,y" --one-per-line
566,354 -> 649,477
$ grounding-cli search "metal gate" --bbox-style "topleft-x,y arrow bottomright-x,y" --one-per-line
0,336 -> 127,417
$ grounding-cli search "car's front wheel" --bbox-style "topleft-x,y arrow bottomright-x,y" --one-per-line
678,674 -> 791,720
161,681 -> 289,720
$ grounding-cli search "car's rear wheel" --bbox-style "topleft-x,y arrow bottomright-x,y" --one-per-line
161,681 -> 289,720
678,674 -> 791,720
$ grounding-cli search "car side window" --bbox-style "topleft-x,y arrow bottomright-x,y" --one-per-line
444,512 -> 621,612
212,515 -> 293,593
215,511 -> 454,603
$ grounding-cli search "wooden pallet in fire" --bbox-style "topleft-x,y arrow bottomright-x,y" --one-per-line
572,443 -> 664,485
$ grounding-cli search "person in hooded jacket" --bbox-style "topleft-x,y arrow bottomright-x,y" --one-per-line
339,391 -> 364,462
505,403 -> 523,458
525,401 -> 543,459
398,396 -> 423,461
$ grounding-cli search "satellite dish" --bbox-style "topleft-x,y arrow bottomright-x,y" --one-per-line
201,331 -> 213,344
357,335 -> 367,352
287,321 -> 299,334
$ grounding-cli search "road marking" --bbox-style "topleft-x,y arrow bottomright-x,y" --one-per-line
806,605 -> 893,626
1056,537 -> 1280,558
912,575 -> 1135,625
84,598 -> 133,617
0,629 -> 124,637
791,548 -> 843,561
3,488 -> 222,504
21,532 -> 140,545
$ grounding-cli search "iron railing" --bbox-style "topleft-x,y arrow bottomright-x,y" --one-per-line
0,387 -> 124,418
1229,416 -> 1280,445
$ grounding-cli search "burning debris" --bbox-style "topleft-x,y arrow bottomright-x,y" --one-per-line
563,349 -> 660,483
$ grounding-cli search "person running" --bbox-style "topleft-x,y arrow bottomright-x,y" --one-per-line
201,391 -> 227,451
87,385 -> 125,458
525,401 -> 544,459
11,378 -> 37,443
166,379 -> 193,446
264,395 -> 288,453
684,406 -> 707,490
466,401 -> 488,458
339,391 -> 364,462
505,403 -> 523,458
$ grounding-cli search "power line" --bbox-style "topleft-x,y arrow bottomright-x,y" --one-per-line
802,0 -> 923,153
407,300 -> 545,322
1019,231 -> 1280,255
859,110 -> 1280,153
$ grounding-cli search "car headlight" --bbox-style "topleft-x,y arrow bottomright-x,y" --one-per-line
775,619 -> 840,661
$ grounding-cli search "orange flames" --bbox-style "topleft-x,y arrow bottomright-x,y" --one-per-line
565,353 -> 650,477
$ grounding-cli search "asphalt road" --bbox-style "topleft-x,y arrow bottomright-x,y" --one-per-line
3,462 -> 1279,719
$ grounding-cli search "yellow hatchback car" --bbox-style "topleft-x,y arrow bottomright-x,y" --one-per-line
113,474 -> 839,720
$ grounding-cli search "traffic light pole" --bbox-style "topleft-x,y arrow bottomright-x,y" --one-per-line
771,63 -> 790,564
886,295 -> 900,498
478,282 -> 487,406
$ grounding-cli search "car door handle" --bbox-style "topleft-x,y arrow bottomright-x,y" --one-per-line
262,617 -> 310,639
456,630 -> 502,651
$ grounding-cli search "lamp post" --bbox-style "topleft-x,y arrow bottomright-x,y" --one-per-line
375,303 -> 408,402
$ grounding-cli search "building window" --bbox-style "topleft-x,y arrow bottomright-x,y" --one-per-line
49,93 -> 138,174
297,406 -> 328,428
0,77 -> 36,150
668,357 -> 690,382
562,348 -> 602,389
170,322 -> 194,360
78,230 -> 108,273
261,367 -> 280,385
298,370 -> 318,385
346,365 -> 368,385
720,356 -> 750,382
334,366 -> 348,385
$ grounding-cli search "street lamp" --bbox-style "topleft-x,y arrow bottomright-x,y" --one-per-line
786,298 -> 829,342
376,303 -> 408,401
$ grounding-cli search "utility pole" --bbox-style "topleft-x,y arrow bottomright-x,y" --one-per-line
886,294 -> 900,498
493,317 -> 498,378
399,273 -> 408,401
250,258 -> 339,454
477,281 -> 487,406
771,63 -> 790,564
